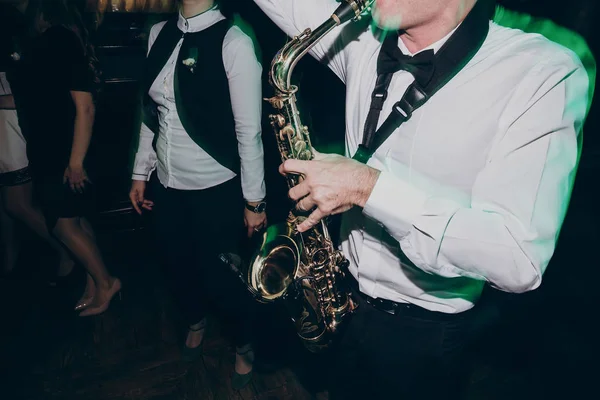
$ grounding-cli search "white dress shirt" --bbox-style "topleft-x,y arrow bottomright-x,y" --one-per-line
132,7 -> 266,202
254,0 -> 589,313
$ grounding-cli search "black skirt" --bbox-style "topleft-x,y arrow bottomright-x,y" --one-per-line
0,166 -> 32,187
35,175 -> 96,230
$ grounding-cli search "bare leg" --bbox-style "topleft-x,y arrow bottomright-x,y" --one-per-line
79,217 -> 96,240
0,194 -> 19,274
75,218 -> 96,309
52,217 -> 120,313
1,182 -> 74,276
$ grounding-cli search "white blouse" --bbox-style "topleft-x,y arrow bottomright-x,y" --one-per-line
132,8 -> 266,202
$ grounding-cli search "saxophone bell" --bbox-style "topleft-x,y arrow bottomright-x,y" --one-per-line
248,223 -> 301,302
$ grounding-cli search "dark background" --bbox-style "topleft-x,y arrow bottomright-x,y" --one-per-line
1,0 -> 597,398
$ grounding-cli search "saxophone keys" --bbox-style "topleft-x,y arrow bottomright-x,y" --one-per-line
280,125 -> 295,140
269,114 -> 286,127
299,150 -> 312,160
265,97 -> 284,109
294,140 -> 307,154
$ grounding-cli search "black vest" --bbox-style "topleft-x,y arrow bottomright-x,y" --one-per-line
143,18 -> 240,174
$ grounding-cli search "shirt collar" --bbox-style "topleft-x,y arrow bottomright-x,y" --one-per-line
177,5 -> 224,33
397,22 -> 462,56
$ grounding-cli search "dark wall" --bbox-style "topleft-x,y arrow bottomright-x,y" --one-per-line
86,11 -> 173,230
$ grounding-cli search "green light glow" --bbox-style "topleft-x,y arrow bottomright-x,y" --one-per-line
232,13 -> 262,64
493,5 -> 596,116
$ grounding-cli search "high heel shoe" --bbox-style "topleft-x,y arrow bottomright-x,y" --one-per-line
232,345 -> 254,390
181,319 -> 207,362
78,278 -> 122,317
74,296 -> 94,311
74,277 -> 96,311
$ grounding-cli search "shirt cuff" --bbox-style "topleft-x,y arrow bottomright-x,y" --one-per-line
132,172 -> 151,182
362,170 -> 429,237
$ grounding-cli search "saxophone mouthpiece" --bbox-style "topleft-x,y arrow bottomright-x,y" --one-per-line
332,0 -> 374,25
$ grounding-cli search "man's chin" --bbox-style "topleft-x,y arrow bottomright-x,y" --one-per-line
371,5 -> 403,30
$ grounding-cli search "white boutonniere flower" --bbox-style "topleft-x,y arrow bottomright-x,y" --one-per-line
182,47 -> 199,73
182,57 -> 197,72
10,52 -> 21,61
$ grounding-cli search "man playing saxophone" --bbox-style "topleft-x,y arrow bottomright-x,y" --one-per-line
253,0 -> 591,398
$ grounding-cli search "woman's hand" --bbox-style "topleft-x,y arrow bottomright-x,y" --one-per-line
129,180 -> 154,215
63,164 -> 91,193
244,206 -> 267,238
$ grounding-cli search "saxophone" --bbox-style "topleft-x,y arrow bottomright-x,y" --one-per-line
244,0 -> 373,353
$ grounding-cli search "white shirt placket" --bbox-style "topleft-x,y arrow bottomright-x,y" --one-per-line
163,39 -> 184,187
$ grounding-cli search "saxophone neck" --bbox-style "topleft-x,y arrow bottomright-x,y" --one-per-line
270,18 -> 339,93
270,1 -> 374,94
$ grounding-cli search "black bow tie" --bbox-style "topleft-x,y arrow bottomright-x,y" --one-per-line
377,34 -> 436,87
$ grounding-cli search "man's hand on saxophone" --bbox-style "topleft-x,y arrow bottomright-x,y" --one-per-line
281,149 -> 381,232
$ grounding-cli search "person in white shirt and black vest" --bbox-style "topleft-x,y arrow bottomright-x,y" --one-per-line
129,0 -> 267,389
253,0 -> 592,399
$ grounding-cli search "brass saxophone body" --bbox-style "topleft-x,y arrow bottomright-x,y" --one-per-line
246,0 -> 373,353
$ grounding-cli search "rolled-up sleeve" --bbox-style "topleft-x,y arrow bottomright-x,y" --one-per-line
363,55 -> 589,293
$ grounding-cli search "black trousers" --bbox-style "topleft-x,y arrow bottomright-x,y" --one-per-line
151,177 -> 253,346
329,286 -> 483,400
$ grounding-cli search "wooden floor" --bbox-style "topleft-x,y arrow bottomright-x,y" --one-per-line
0,216 -> 596,400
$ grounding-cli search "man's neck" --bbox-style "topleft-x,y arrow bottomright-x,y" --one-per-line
400,0 -> 476,54
180,0 -> 215,19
